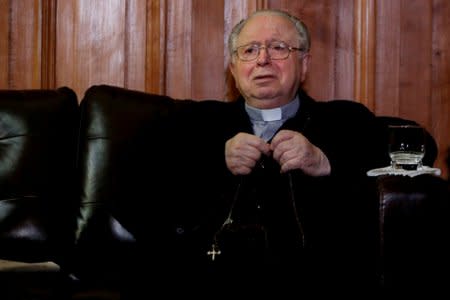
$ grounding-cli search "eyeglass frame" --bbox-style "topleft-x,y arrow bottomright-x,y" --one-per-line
233,41 -> 306,62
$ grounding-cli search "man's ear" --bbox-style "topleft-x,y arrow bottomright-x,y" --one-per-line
225,66 -> 240,101
300,53 -> 311,83
229,61 -> 237,79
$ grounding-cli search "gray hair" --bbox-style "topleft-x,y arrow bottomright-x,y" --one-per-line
228,9 -> 311,59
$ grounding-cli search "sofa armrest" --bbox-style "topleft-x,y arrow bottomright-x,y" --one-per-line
0,259 -> 59,272
377,174 -> 450,294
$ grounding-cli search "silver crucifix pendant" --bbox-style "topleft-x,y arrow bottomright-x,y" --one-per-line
206,243 -> 221,261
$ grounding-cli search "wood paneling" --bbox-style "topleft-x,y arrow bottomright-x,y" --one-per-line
291,0 -> 340,101
0,0 -> 448,178
164,0 -> 192,99
431,0 -> 450,179
146,0 -> 166,94
41,0 -> 57,89
399,0 -> 432,125
375,0 -> 401,116
0,0 -> 9,88
7,1 -> 42,89
354,0 -> 375,109
56,0 -> 127,98
191,0 -> 225,100
375,0 -> 449,177
124,0 -> 147,91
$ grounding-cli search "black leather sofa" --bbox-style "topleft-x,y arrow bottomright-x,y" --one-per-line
0,85 -> 448,299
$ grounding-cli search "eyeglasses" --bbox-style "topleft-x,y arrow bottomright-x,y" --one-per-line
234,41 -> 305,62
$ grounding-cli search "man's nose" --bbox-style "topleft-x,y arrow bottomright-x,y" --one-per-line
256,47 -> 270,64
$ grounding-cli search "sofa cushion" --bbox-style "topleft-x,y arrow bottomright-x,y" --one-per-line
0,87 -> 79,265
72,84 -> 176,286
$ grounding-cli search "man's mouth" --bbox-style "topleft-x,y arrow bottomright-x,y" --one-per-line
253,74 -> 275,81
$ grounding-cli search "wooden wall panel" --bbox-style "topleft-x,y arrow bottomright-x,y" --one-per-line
8,1 -> 42,89
375,0 -> 449,177
0,0 -> 448,178
375,0 -> 433,122
0,0 -> 10,89
124,0 -> 147,91
0,0 -> 9,88
163,0 -> 227,100
375,0 -> 401,116
354,0 -> 375,109
146,0 -> 165,94
164,0 -> 192,99
399,0 -> 432,126
431,0 -> 450,179
41,0 -> 57,89
284,0 -> 340,101
267,0 -> 366,104
191,0 -> 225,100
56,0 -> 127,99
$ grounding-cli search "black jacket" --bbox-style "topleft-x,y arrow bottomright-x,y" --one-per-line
120,90 -> 389,295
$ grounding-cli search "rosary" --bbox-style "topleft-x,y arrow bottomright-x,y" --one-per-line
206,218 -> 233,261
206,242 -> 221,261
205,172 -> 305,262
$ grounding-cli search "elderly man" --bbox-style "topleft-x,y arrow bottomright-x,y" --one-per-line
122,9 -> 389,297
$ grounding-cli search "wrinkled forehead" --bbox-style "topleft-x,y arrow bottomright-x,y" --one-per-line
238,14 -> 298,45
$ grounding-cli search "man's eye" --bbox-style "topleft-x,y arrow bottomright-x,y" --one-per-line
244,47 -> 258,54
271,44 -> 286,51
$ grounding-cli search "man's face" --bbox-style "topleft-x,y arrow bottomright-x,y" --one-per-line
230,14 -> 309,109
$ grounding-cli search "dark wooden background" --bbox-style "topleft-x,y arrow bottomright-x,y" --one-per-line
1,0 -> 448,178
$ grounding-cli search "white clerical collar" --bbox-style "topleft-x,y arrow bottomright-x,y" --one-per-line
260,107 -> 282,121
245,96 -> 300,122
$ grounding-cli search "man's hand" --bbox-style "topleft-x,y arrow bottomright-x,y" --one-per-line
225,130 -> 331,176
271,130 -> 331,176
225,133 -> 271,175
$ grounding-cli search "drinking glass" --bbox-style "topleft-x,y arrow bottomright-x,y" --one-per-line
388,125 -> 426,170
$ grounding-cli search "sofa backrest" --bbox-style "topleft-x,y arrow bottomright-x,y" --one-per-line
0,87 -> 79,264
0,84 -> 446,294
72,84 -> 176,284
